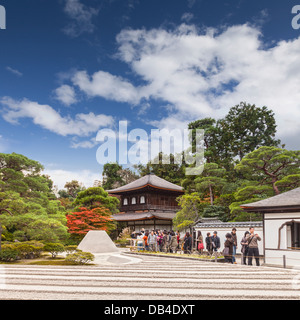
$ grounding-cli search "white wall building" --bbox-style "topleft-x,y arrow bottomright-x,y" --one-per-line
241,187 -> 300,268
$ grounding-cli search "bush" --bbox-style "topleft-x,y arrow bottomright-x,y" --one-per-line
65,245 -> 78,254
0,248 -> 19,262
15,244 -> 36,259
7,241 -> 45,259
44,243 -> 65,258
26,241 -> 44,258
65,251 -> 94,265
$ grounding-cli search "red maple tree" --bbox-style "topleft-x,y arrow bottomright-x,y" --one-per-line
66,206 -> 115,239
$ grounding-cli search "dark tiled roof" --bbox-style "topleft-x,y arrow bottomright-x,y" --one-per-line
241,187 -> 300,209
194,221 -> 263,229
112,211 -> 176,221
108,174 -> 183,194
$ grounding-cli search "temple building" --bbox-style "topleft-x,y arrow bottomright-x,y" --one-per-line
241,187 -> 300,268
108,173 -> 184,232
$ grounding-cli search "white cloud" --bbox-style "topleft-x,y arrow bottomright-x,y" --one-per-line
72,70 -> 140,104
71,137 -> 98,149
181,12 -> 194,23
63,0 -> 99,37
71,23 -> 300,142
43,168 -> 101,190
0,97 -> 114,137
54,84 -> 77,106
6,66 -> 23,77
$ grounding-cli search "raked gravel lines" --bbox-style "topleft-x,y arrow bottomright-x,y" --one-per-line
0,254 -> 299,300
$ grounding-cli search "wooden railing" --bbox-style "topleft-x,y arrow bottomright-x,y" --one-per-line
120,204 -> 179,212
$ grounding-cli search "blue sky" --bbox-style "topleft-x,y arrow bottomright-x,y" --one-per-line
0,0 -> 300,189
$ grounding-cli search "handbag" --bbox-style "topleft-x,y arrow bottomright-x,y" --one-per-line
198,242 -> 204,250
222,247 -> 230,256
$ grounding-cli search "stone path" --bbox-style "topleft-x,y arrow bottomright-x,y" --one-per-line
0,254 -> 299,300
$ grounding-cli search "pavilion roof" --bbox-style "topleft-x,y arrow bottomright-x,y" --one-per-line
240,187 -> 300,213
107,173 -> 184,194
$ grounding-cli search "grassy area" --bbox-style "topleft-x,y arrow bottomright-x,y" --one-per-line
130,250 -> 224,260
0,254 -> 95,266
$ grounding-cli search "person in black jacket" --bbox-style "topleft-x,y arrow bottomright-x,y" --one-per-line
211,231 -> 221,253
183,232 -> 192,254
205,232 -> 213,255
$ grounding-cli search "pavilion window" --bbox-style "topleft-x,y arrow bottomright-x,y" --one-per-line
131,197 -> 136,205
123,198 -> 128,205
140,196 -> 145,204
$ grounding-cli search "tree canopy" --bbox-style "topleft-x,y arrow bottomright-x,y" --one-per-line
0,153 -> 68,243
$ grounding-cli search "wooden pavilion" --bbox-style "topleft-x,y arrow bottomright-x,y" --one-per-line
108,173 -> 184,232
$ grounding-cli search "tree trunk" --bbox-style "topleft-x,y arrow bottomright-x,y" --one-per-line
209,185 -> 214,205
272,178 -> 280,195
272,183 -> 280,195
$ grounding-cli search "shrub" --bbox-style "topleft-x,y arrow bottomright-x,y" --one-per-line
65,245 -> 78,254
44,243 -> 65,258
65,251 -> 94,265
0,248 -> 19,262
26,241 -> 44,258
2,241 -> 45,259
14,244 -> 36,259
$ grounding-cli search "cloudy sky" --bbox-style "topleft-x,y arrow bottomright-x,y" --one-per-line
0,0 -> 300,189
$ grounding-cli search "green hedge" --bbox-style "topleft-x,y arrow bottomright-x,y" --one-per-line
65,252 -> 94,265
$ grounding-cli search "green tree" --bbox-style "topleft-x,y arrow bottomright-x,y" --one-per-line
73,187 -> 119,213
188,118 -> 220,163
135,152 -> 186,185
220,102 -> 281,161
102,163 -> 123,190
173,193 -> 207,230
61,180 -> 85,199
192,163 -> 227,205
0,153 -> 68,243
235,146 -> 300,195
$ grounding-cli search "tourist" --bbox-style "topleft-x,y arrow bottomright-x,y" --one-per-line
157,231 -> 164,252
211,231 -> 221,253
130,231 -> 137,239
162,231 -> 169,253
223,233 -> 234,263
205,232 -> 213,255
176,230 -> 180,249
148,230 -> 157,251
169,231 -> 178,253
231,228 -> 238,264
183,232 -> 192,254
197,231 -> 204,254
246,227 -> 261,266
241,231 -> 250,265
136,232 -> 144,251
143,231 -> 149,251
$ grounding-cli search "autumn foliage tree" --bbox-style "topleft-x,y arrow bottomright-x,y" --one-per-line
66,207 -> 116,241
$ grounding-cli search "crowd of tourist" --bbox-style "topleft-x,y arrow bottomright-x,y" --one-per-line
199,226 -> 261,266
131,226 -> 261,266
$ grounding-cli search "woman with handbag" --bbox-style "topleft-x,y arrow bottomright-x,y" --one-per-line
240,231 -> 250,265
197,231 -> 204,254
223,233 -> 233,263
